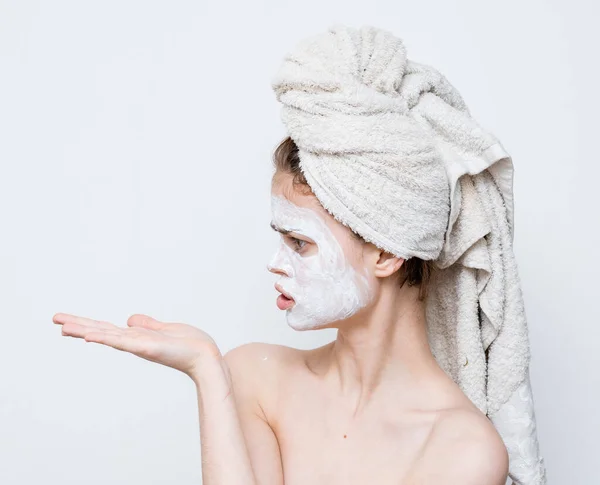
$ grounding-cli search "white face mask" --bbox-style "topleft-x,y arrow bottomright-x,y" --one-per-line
267,194 -> 374,330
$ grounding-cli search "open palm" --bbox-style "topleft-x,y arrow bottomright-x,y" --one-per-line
53,313 -> 221,377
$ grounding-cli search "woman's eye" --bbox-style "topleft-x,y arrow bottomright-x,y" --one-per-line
289,237 -> 307,252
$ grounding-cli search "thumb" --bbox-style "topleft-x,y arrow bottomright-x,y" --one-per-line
127,314 -> 166,331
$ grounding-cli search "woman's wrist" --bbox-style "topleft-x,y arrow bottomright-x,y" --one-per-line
188,348 -> 232,393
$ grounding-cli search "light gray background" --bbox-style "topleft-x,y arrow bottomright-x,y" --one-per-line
1,1 -> 598,484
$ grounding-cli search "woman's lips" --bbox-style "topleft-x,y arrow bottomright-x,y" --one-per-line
275,283 -> 295,310
276,293 -> 295,310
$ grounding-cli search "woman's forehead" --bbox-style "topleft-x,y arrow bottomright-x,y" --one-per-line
270,193 -> 325,226
271,177 -> 327,217
270,174 -> 354,244
270,191 -> 354,249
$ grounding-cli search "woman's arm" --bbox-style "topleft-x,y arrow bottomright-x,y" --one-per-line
222,344 -> 285,485
191,348 -> 284,485
53,313 -> 283,485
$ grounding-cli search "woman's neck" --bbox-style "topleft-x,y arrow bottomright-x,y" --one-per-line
321,280 -> 445,415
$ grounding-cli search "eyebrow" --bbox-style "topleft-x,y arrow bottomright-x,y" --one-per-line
270,221 -> 300,235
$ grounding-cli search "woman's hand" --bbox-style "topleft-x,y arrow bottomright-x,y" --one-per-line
53,313 -> 223,379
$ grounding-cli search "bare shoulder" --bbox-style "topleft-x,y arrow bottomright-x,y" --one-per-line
223,342 -> 305,403
224,341 -> 304,375
408,407 -> 509,485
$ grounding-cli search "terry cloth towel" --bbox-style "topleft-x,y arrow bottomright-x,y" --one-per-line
271,24 -> 546,484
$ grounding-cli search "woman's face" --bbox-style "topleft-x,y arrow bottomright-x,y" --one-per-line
267,173 -> 375,330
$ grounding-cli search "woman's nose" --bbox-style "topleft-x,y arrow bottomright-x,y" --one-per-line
267,263 -> 287,276
267,258 -> 292,277
267,248 -> 294,277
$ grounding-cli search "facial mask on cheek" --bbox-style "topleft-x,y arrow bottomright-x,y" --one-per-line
268,195 -> 373,330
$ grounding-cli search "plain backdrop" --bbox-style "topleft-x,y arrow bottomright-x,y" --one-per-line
1,1 -> 598,484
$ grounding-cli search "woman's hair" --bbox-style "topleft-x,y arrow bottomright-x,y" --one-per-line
272,136 -> 434,301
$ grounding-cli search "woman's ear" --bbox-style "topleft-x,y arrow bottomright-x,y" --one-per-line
372,249 -> 405,278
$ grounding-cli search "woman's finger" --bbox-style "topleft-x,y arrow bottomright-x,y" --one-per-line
84,328 -> 158,357
62,323 -> 123,340
53,313 -> 117,330
61,322 -> 93,339
84,331 -> 130,352
126,314 -> 166,331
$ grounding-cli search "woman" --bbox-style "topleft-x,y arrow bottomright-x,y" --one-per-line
53,136 -> 507,484
54,24 -> 545,484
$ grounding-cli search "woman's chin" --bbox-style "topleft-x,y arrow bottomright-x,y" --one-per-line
285,313 -> 347,332
287,306 -> 368,332
287,320 -> 327,332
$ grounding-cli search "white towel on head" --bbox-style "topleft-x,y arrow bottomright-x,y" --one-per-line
271,24 -> 546,484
